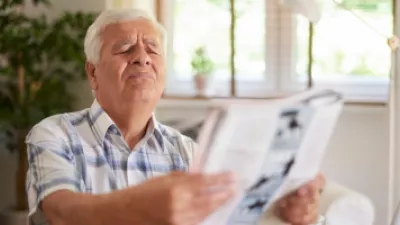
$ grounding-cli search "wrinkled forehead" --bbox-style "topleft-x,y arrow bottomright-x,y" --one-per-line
100,19 -> 161,45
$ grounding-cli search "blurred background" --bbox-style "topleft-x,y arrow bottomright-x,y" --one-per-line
0,0 -> 397,224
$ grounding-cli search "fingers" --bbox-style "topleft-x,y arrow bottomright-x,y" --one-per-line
276,183 -> 321,225
281,188 -> 317,208
169,170 -> 187,177
188,172 -> 237,194
280,189 -> 319,211
189,185 -> 237,223
297,181 -> 319,197
195,181 -> 237,208
167,171 -> 236,204
315,173 -> 326,192
301,206 -> 319,225
176,172 -> 237,225
299,174 -> 325,195
277,202 -> 319,225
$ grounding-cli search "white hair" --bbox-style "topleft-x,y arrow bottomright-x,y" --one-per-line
84,8 -> 167,64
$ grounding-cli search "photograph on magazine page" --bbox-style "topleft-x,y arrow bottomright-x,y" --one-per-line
226,105 -> 316,224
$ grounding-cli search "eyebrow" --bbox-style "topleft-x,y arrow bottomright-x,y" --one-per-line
112,40 -> 133,51
112,38 -> 160,51
143,38 -> 159,47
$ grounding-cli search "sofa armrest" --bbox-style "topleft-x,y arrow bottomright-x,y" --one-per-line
258,181 -> 374,225
320,181 -> 375,225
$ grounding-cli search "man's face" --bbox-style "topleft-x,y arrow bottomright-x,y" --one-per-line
87,19 -> 165,111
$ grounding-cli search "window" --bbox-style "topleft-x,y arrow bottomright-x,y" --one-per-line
172,0 -> 231,81
295,0 -> 394,101
157,0 -> 395,101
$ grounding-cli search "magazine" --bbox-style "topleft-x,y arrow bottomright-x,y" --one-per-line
192,89 -> 344,225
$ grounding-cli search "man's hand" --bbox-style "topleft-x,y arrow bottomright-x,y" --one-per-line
131,171 -> 237,225
40,171 -> 236,225
275,173 -> 326,225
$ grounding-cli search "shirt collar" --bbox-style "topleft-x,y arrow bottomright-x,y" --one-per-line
89,99 -> 162,144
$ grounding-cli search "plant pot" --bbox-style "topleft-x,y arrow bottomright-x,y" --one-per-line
194,73 -> 209,96
0,208 -> 28,225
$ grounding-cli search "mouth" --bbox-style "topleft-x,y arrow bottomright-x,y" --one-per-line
127,73 -> 154,79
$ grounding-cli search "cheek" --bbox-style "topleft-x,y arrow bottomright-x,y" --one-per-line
152,56 -> 165,79
99,58 -> 128,82
111,58 -> 129,78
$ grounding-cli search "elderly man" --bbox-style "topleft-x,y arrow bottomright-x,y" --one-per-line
26,8 -> 325,225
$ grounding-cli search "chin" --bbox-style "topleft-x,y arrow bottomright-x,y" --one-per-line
128,88 -> 161,104
124,81 -> 163,103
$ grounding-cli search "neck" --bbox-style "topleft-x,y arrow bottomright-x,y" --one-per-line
102,101 -> 155,150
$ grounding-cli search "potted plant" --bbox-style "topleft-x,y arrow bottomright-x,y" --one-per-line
0,1 -> 96,224
190,46 -> 215,96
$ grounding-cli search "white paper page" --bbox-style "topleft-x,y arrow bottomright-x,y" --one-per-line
200,105 -> 281,225
270,102 -> 343,203
198,90 -> 343,225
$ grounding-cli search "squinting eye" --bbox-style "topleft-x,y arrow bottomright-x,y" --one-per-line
121,48 -> 132,54
147,46 -> 160,54
148,49 -> 159,55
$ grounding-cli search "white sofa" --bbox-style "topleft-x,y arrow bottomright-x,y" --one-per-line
261,181 -> 375,225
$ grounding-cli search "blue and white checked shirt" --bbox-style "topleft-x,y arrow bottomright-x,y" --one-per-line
26,99 -> 196,225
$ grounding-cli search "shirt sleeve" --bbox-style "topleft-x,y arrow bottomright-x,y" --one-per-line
26,125 -> 83,225
172,132 -> 198,172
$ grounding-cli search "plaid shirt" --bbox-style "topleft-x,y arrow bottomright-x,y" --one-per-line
26,99 -> 195,225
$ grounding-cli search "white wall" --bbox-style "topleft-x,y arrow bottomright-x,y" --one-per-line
321,105 -> 390,225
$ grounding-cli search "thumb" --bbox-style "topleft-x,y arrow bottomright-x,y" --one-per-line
189,148 -> 203,173
170,170 -> 187,176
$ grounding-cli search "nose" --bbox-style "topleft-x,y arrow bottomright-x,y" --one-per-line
130,44 -> 151,67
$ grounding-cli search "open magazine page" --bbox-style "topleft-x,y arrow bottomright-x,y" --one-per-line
197,89 -> 344,225
197,104 -> 281,225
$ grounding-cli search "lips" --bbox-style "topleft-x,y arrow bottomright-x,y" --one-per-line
127,72 -> 154,79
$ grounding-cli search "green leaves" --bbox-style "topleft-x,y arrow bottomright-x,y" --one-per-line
341,0 -> 391,12
0,0 -> 97,152
0,0 -> 23,11
0,0 -> 50,11
32,0 -> 50,6
191,46 -> 215,76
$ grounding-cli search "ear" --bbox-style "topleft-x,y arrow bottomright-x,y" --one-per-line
85,61 -> 98,91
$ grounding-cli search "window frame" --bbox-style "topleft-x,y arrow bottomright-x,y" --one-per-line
156,0 -> 395,103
